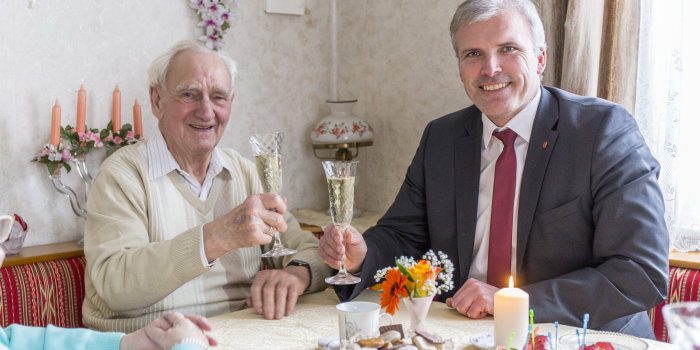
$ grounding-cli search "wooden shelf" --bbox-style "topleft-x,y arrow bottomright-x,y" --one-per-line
669,250 -> 700,270
2,241 -> 84,267
300,223 -> 323,235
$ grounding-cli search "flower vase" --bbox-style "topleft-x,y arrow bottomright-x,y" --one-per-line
403,296 -> 433,333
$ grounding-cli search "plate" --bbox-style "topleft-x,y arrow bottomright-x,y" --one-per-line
471,331 -> 494,349
559,331 -> 649,350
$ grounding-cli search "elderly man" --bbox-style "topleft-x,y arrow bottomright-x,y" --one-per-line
319,0 -> 668,339
83,41 -> 330,332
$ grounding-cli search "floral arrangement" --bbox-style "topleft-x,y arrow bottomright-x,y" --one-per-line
372,250 -> 454,315
61,125 -> 104,158
189,0 -> 238,50
33,143 -> 74,175
33,122 -> 142,174
101,121 -> 141,156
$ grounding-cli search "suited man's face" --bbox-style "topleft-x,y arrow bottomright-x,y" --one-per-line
455,9 -> 546,127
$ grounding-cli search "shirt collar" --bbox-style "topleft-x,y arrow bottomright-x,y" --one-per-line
481,87 -> 541,148
147,130 -> 230,180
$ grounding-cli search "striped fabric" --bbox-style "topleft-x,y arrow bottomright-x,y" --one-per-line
0,257 -> 86,328
648,266 -> 700,342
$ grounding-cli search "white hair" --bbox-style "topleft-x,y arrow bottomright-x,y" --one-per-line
147,40 -> 237,98
449,0 -> 547,57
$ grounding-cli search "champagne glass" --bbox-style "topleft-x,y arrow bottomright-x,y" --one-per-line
663,302 -> 700,350
249,132 -> 297,257
322,160 -> 361,285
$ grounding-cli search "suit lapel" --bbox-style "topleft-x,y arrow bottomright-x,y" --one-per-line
516,87 -> 559,272
454,109 -> 482,284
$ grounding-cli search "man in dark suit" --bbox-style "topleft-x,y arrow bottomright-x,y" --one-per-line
318,0 -> 668,339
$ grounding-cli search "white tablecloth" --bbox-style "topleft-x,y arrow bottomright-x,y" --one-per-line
207,289 -> 673,350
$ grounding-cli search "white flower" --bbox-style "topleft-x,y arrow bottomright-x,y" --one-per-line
192,0 -> 235,50
199,35 -> 222,50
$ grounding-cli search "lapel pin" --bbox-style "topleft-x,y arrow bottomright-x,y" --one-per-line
542,141 -> 548,149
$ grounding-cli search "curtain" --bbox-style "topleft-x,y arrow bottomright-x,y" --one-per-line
538,0 -> 639,113
636,0 -> 700,252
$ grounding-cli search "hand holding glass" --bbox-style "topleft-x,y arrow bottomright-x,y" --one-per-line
323,160 -> 360,285
249,132 -> 297,257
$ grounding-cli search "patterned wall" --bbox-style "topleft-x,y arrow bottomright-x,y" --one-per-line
1,0 -> 472,245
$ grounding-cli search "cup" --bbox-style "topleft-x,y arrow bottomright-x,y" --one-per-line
336,301 -> 392,341
0,214 -> 27,255
662,302 -> 700,350
0,215 -> 13,242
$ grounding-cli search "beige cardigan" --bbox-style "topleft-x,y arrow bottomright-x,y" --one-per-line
82,141 -> 330,332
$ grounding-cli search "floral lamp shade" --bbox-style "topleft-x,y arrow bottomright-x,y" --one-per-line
310,100 -> 373,144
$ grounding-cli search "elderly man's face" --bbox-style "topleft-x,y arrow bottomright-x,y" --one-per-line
455,9 -> 546,126
151,50 -> 233,161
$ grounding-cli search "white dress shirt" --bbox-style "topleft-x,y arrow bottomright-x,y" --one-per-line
147,130 -> 232,266
467,88 -> 541,283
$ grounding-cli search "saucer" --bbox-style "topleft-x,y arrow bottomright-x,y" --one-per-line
318,335 -> 340,350
470,331 -> 494,349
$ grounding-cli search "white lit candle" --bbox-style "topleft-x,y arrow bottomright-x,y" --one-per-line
494,276 -> 529,349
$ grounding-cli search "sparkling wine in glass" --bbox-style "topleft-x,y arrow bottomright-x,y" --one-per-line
322,160 -> 361,285
249,132 -> 297,257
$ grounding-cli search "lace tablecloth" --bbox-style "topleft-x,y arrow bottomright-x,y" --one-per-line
207,289 -> 673,350
291,208 -> 382,234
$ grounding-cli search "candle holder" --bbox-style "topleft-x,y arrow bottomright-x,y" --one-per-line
50,172 -> 87,220
35,123 -> 143,245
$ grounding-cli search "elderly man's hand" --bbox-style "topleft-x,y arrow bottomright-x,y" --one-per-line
246,265 -> 310,319
203,193 -> 288,262
445,278 -> 498,318
318,225 -> 366,274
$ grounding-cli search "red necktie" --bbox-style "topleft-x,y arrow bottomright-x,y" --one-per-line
487,128 -> 517,288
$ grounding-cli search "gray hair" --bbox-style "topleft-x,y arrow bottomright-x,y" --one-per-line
449,0 -> 546,57
147,40 -> 237,98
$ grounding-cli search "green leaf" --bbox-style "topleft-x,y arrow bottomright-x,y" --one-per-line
395,258 -> 415,282
63,162 -> 72,173
48,162 -> 59,175
222,22 -> 230,31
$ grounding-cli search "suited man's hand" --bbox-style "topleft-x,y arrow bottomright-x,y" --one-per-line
318,224 -> 367,274
445,278 -> 498,318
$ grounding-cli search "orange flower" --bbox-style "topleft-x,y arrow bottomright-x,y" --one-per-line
410,260 -> 442,296
380,268 -> 408,315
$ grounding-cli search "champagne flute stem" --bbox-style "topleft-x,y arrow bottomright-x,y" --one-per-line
273,231 -> 283,246
338,262 -> 350,276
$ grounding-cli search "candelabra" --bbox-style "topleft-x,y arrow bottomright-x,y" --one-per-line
50,157 -> 91,220
35,123 -> 141,245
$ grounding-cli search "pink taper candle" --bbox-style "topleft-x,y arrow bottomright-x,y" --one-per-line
76,84 -> 86,133
50,99 -> 61,147
112,85 -> 121,133
133,98 -> 142,138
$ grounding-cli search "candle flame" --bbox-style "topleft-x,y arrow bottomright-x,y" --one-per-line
508,276 -> 514,288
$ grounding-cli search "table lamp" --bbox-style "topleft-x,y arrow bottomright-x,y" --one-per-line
310,99 -> 373,160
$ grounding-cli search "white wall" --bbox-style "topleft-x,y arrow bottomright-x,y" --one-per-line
0,0 -> 471,246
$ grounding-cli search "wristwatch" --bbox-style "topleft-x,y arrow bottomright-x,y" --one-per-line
286,259 -> 310,271
287,259 -> 311,283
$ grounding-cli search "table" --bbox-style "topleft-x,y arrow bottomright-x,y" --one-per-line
208,289 -> 673,350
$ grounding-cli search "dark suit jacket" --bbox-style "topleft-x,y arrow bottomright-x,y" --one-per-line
337,86 -> 669,338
